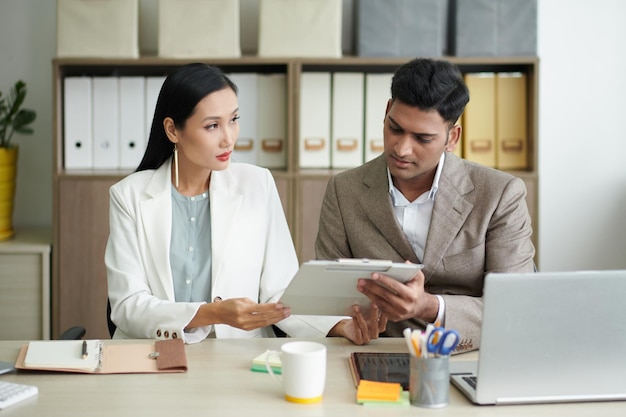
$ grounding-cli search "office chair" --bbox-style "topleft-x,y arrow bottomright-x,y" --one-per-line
106,299 -> 116,338
58,326 -> 86,340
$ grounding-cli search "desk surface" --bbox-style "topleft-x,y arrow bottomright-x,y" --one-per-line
0,338 -> 623,416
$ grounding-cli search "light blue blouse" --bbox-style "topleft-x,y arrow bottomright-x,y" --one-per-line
170,186 -> 212,303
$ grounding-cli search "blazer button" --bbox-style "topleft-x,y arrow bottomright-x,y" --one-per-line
172,332 -> 178,339
164,331 -> 170,338
156,329 -> 162,337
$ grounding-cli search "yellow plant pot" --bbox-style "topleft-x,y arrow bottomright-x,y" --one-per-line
0,146 -> 18,240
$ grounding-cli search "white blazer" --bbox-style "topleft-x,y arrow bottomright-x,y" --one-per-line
105,158 -> 339,343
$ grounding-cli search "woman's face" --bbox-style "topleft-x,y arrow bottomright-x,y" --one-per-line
171,87 -> 240,172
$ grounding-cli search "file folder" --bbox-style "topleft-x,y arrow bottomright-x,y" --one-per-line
299,72 -> 331,168
16,339 -> 187,374
63,77 -> 93,170
229,73 -> 258,165
463,73 -> 496,167
257,74 -> 287,169
364,73 -> 393,162
331,72 -> 364,169
92,77 -> 120,169
119,76 -> 146,171
496,72 -> 528,170
145,76 -> 167,143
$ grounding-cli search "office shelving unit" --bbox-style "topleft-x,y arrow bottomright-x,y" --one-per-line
51,56 -> 538,339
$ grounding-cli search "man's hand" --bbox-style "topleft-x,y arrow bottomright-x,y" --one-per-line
356,268 -> 439,323
328,304 -> 387,345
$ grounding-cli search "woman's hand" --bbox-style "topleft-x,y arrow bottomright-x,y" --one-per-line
188,298 -> 290,331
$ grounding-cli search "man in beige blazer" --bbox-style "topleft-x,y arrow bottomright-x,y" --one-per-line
316,58 -> 535,353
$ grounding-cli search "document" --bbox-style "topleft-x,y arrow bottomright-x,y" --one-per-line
299,72 -> 331,168
463,72 -> 496,167
331,72 -> 364,169
119,76 -> 146,171
364,73 -> 393,162
16,339 -> 187,374
496,72 -> 528,170
92,77 -> 120,169
63,77 -> 93,170
257,74 -> 287,169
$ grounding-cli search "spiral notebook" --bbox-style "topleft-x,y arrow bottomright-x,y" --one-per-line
15,339 -> 187,374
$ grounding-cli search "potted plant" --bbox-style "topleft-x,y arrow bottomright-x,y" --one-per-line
0,80 -> 37,240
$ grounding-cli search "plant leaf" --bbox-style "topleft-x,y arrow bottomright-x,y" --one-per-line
9,80 -> 27,116
13,109 -> 36,129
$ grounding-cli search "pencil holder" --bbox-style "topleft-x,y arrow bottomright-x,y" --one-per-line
409,355 -> 450,408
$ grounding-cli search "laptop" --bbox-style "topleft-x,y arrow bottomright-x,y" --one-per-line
450,270 -> 626,405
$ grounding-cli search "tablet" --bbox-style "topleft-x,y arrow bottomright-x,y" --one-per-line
278,259 -> 423,316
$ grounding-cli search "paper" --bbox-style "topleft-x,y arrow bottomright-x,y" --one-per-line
250,350 -> 281,374
23,340 -> 102,371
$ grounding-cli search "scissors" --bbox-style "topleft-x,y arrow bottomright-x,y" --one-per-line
426,327 -> 460,356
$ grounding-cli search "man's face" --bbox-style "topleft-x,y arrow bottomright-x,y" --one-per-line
383,99 -> 459,190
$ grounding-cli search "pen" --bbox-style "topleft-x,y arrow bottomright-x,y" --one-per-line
81,340 -> 88,359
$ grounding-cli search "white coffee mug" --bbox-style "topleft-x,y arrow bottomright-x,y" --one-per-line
265,341 -> 327,403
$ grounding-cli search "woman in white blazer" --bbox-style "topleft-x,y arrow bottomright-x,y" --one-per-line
105,64 -> 383,344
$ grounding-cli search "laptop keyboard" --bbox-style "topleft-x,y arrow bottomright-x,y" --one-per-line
463,376 -> 478,390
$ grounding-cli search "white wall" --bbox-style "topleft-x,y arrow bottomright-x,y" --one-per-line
1,0 -> 625,271
537,0 -> 626,271
0,0 -> 55,227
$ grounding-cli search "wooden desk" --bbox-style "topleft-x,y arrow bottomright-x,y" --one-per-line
0,338 -> 624,416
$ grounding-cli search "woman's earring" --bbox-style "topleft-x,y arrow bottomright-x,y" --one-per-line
173,144 -> 179,188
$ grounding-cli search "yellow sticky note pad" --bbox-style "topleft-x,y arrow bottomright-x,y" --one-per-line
356,379 -> 402,402
250,350 -> 281,374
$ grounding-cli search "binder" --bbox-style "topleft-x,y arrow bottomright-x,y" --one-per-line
257,74 -> 287,169
495,72 -> 528,170
331,72 -> 364,169
119,76 -> 146,171
364,73 -> 393,162
63,77 -> 93,170
16,339 -> 187,374
299,72 -> 331,168
463,72 -> 496,167
92,77 -> 120,169
145,76 -> 167,142
229,73 -> 258,165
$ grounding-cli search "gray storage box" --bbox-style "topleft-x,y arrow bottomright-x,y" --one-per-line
452,0 -> 537,56
356,0 -> 448,57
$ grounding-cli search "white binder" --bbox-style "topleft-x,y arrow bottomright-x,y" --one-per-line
63,77 -> 93,170
229,73 -> 258,165
119,77 -> 146,171
331,72 -> 364,169
257,74 -> 287,169
364,73 -> 393,162
145,76 -> 166,143
92,77 -> 120,169
299,72 -> 331,168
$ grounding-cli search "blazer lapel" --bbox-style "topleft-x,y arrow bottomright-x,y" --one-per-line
141,159 -> 175,300
209,168 -> 243,282
360,156 -> 418,263
422,154 -> 474,281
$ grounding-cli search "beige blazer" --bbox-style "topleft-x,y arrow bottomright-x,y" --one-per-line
316,153 -> 535,352
106,158 -> 337,343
